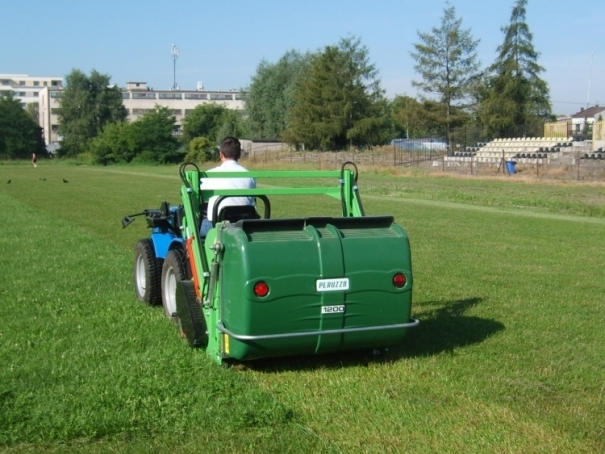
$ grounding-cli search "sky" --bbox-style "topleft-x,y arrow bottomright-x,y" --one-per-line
2,0 -> 604,116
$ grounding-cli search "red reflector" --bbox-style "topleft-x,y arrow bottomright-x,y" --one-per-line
393,273 -> 406,288
254,281 -> 269,297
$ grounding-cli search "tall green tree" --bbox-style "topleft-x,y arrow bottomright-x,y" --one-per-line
215,109 -> 248,145
25,102 -> 39,124
181,103 -> 229,145
88,121 -> 135,165
477,0 -> 552,134
244,50 -> 313,139
284,36 -> 387,150
58,69 -> 127,157
130,106 -> 181,163
410,3 -> 481,132
0,93 -> 45,159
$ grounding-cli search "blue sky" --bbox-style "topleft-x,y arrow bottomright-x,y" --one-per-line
2,0 -> 604,115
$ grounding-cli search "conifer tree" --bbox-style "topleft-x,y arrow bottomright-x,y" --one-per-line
284,37 -> 387,150
410,3 -> 481,131
478,0 -> 552,134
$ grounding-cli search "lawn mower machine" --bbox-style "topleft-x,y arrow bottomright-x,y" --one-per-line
123,162 -> 418,364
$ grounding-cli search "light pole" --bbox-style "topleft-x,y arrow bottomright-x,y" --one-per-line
171,44 -> 179,91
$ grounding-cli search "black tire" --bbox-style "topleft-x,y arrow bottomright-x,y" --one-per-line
161,248 -> 190,319
133,239 -> 163,305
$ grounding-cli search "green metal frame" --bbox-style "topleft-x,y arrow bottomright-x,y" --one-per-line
178,166 -> 378,364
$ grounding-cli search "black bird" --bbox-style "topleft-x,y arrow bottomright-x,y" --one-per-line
62,178 -> 68,183
7,180 -> 10,184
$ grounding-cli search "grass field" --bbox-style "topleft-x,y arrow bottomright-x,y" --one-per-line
0,161 -> 604,453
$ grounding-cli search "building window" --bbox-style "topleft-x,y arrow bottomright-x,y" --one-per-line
0,80 -> 9,85
235,94 -> 243,100
121,92 -> 130,99
19,81 -> 25,86
132,108 -> 154,115
132,93 -> 156,99
210,94 -> 233,100
51,80 -> 60,86
170,109 -> 182,115
18,92 -> 26,97
184,93 -> 207,100
51,108 -> 62,114
51,125 -> 59,132
50,91 -> 63,98
159,93 -> 182,99
34,81 -> 40,86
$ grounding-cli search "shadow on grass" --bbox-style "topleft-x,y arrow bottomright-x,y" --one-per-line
245,297 -> 505,373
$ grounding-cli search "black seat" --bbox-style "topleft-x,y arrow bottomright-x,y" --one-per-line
217,205 -> 260,224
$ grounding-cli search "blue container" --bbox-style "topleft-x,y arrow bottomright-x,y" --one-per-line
505,160 -> 517,174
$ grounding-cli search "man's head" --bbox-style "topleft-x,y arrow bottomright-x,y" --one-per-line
219,136 -> 241,161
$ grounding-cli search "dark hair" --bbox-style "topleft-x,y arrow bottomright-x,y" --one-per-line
220,136 -> 241,160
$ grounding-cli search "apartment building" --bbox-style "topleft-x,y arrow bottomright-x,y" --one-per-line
0,73 -> 63,106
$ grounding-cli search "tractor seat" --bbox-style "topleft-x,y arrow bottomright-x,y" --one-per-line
216,205 -> 260,225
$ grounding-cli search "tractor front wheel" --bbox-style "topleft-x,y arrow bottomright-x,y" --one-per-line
161,248 -> 189,319
134,239 -> 163,305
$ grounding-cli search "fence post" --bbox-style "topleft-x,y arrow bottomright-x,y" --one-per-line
577,148 -> 580,180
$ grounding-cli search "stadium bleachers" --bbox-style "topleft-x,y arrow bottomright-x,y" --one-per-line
448,137 -> 575,163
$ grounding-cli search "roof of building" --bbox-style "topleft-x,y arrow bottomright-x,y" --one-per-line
571,105 -> 605,119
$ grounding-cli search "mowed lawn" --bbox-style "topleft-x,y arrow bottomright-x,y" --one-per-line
0,162 -> 603,453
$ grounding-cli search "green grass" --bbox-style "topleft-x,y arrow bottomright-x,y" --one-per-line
0,163 -> 603,453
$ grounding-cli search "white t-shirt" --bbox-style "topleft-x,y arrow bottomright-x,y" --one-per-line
200,160 -> 256,221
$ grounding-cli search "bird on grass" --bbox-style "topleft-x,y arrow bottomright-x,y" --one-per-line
62,178 -> 68,183
7,180 -> 10,184
39,178 -> 46,181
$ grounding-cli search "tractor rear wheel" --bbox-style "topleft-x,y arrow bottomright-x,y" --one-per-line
161,248 -> 189,319
134,239 -> 163,305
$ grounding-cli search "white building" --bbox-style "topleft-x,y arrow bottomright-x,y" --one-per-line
0,73 -> 63,106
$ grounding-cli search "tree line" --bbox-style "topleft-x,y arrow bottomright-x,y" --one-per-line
1,0 -> 553,162
247,0 -> 552,146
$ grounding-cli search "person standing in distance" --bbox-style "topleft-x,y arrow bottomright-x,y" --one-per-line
199,136 -> 256,237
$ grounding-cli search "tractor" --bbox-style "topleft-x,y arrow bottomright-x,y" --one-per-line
123,162 -> 418,364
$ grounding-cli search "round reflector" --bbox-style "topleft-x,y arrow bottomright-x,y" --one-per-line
253,281 -> 269,297
393,273 -> 406,288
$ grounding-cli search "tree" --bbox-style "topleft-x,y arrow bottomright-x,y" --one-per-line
58,69 -> 127,157
181,103 -> 229,145
410,3 -> 481,132
88,121 -> 135,165
477,0 -> 552,135
244,50 -> 313,139
390,95 -> 434,138
129,106 -> 181,163
0,93 -> 45,159
184,136 -> 214,163
215,109 -> 248,145
26,102 -> 39,123
284,36 -> 387,150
